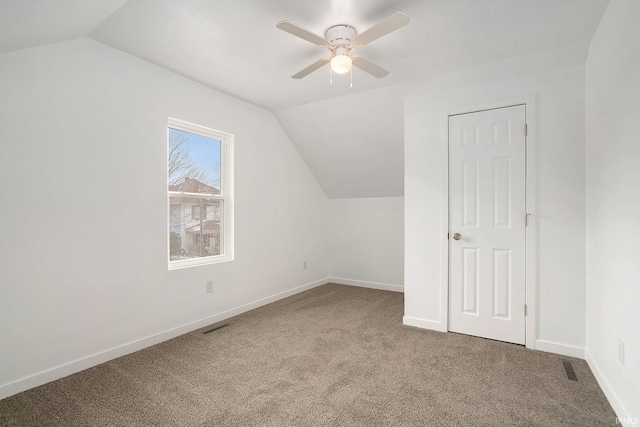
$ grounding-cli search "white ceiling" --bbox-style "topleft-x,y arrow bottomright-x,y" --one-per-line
1,0 -> 611,198
0,0 -> 128,54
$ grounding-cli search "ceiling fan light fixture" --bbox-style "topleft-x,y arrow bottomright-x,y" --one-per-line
330,54 -> 352,74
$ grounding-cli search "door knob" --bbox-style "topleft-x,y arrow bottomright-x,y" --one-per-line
452,233 -> 461,240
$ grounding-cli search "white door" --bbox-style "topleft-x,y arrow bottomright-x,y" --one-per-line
448,105 -> 526,345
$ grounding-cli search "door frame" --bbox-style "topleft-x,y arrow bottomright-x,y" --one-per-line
439,95 -> 537,349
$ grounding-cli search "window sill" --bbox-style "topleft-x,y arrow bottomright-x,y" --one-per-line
168,255 -> 234,270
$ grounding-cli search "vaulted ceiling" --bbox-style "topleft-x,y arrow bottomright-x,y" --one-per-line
1,0 -> 610,198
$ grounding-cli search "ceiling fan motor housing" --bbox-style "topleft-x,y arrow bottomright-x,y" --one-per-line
325,25 -> 357,48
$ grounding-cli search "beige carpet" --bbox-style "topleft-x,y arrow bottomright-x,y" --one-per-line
0,284 -> 616,426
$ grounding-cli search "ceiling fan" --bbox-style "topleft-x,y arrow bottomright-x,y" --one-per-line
276,12 -> 410,81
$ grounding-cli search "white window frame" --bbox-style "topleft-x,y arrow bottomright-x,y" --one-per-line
167,117 -> 234,270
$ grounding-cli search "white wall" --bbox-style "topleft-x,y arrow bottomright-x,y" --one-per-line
585,0 -> 640,420
0,38 -> 329,398
328,197 -> 404,292
404,45 -> 589,356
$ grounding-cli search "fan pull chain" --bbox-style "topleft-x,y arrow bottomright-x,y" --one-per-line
329,66 -> 333,84
350,67 -> 353,88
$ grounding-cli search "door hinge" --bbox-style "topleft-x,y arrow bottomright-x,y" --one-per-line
447,233 -> 449,240
524,124 -> 528,137
524,304 -> 528,316
525,213 -> 531,226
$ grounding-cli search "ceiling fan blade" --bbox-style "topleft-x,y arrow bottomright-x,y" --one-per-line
292,58 -> 330,79
352,56 -> 389,78
276,21 -> 330,47
351,12 -> 409,47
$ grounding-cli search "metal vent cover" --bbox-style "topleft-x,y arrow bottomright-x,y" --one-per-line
203,323 -> 230,335
560,359 -> 580,382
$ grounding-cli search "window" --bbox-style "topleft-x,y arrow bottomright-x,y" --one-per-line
167,118 -> 233,269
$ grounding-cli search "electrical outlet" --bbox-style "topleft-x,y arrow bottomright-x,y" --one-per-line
303,260 -> 307,270
206,280 -> 214,293
618,338 -> 625,365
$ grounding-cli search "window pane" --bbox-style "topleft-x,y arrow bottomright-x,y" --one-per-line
169,197 -> 223,260
168,128 -> 221,194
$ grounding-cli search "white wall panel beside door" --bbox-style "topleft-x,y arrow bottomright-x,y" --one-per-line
448,105 -> 527,345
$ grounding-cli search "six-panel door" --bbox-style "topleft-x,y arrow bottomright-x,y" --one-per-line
448,105 -> 527,345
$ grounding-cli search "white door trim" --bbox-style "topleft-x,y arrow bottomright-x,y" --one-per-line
439,95 -> 537,349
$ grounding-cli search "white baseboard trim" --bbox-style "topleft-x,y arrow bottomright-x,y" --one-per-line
403,316 -> 447,332
0,278 -> 328,400
329,277 -> 404,293
534,339 -> 585,359
585,349 -> 633,426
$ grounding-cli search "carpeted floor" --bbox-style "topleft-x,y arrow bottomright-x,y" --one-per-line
0,284 -> 617,426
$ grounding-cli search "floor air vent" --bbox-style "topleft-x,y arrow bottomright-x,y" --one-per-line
203,323 -> 230,334
560,359 -> 579,382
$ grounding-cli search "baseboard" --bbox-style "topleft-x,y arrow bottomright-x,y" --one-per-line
0,278 -> 328,400
329,277 -> 404,293
403,316 -> 447,332
534,339 -> 585,359
585,349 -> 634,426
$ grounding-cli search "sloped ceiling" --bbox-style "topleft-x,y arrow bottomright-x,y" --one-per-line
0,0 -> 128,54
275,86 -> 404,199
1,0 -> 610,198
